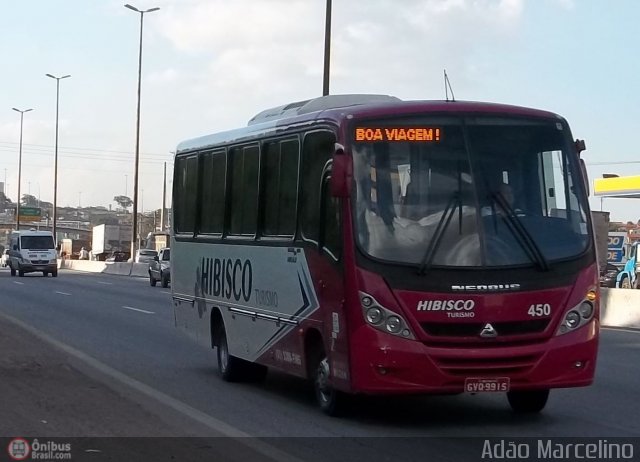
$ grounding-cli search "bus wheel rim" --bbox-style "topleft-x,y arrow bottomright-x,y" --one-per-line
220,338 -> 229,371
316,358 -> 331,403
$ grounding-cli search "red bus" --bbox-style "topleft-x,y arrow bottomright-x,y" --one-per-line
171,95 -> 599,415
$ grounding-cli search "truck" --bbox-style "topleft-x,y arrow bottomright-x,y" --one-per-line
91,224 -> 132,261
617,239 -> 639,289
60,238 -> 91,259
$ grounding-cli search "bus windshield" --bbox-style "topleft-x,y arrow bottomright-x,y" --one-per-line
352,116 -> 590,268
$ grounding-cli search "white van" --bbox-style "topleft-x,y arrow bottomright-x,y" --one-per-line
7,230 -> 58,277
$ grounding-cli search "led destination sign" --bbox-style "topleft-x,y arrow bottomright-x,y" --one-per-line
355,127 -> 441,142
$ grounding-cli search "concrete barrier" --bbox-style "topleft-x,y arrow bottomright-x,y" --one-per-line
61,260 -> 107,273
601,288 -> 640,329
130,263 -> 149,278
103,262 -> 132,276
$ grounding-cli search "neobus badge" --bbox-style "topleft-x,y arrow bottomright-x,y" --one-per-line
451,284 -> 521,291
417,300 -> 475,311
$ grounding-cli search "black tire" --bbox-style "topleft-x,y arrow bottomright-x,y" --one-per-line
161,272 -> 169,288
507,390 -> 549,413
43,271 -> 48,277
52,270 -> 58,278
18,270 -> 24,277
312,347 -> 345,416
10,267 -> 16,277
149,272 -> 157,287
216,324 -> 245,382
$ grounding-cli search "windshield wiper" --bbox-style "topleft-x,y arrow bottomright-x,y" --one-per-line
417,192 -> 460,275
492,192 -> 549,271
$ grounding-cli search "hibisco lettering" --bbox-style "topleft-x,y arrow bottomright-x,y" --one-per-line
200,257 -> 253,303
417,300 -> 475,311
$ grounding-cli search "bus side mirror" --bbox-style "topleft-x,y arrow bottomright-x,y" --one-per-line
330,143 -> 350,198
575,139 -> 586,155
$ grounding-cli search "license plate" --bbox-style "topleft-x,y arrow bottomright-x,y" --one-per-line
465,377 -> 510,393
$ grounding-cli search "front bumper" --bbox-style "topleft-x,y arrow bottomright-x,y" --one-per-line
18,262 -> 57,273
347,319 -> 599,395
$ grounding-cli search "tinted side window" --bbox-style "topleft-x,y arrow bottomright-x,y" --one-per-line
300,131 -> 336,243
320,177 -> 341,260
229,144 -> 259,236
174,155 -> 198,234
199,150 -> 226,234
262,138 -> 299,237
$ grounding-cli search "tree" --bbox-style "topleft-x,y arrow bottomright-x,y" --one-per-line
21,194 -> 39,207
113,195 -> 133,210
0,191 -> 13,212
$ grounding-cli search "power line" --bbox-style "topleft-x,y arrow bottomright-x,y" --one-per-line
0,140 -> 171,158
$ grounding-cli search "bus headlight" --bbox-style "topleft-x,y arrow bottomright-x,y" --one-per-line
366,307 -> 384,325
385,316 -> 402,334
360,291 -> 415,340
556,291 -> 596,336
565,311 -> 580,329
578,302 -> 593,319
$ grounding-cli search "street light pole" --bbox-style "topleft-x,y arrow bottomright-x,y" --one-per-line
46,73 -> 71,243
161,161 -> 166,232
125,3 -> 160,260
322,0 -> 332,96
12,107 -> 33,230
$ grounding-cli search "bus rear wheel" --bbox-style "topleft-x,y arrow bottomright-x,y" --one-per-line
507,390 -> 549,413
216,324 -> 245,382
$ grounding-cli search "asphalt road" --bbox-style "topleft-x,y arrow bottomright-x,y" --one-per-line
1,269 -> 639,461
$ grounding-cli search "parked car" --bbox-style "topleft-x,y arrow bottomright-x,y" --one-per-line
135,249 -> 158,264
600,263 -> 621,288
149,247 -> 170,288
105,251 -> 129,262
0,249 -> 9,267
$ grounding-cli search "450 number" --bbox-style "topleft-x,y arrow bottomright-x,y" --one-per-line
528,303 -> 551,317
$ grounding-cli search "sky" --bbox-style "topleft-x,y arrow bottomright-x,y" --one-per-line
0,0 -> 639,223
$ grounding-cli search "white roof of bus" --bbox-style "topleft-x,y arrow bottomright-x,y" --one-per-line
175,94 -> 400,154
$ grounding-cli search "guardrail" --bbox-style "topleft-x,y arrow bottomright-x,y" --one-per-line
600,288 -> 640,329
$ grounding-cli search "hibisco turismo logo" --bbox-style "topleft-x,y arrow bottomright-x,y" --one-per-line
417,299 -> 475,318
7,438 -> 71,460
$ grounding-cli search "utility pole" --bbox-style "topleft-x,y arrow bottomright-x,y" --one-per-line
322,0 -> 332,96
161,161 -> 167,232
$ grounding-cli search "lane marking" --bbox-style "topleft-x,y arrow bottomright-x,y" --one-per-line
122,306 -> 155,315
0,312 -> 304,462
55,291 -> 72,296
602,326 -> 640,334
12,281 -> 25,285
97,281 -> 113,285
162,291 -> 171,295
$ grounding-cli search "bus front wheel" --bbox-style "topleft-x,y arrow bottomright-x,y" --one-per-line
312,350 -> 345,416
507,390 -> 549,413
